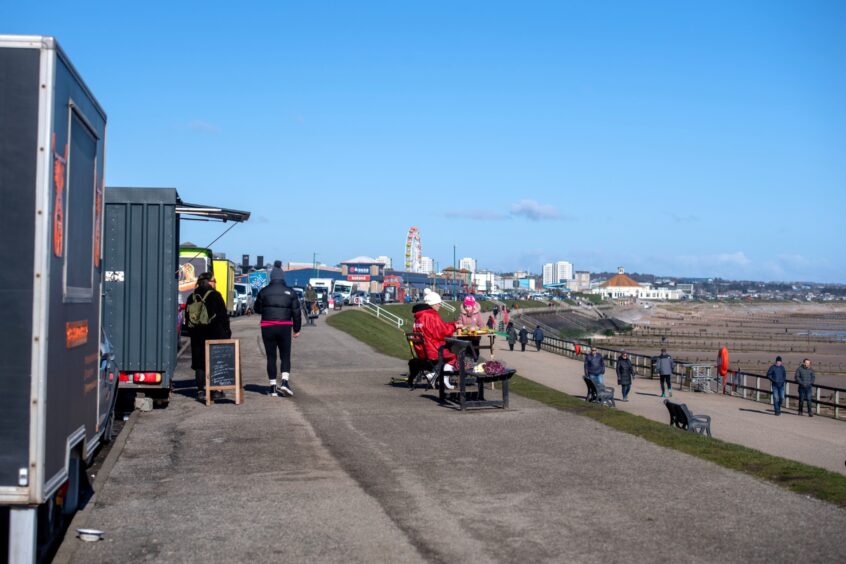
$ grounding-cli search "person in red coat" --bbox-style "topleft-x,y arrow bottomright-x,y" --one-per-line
412,290 -> 457,388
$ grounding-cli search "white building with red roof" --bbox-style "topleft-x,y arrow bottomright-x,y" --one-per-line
593,267 -> 683,300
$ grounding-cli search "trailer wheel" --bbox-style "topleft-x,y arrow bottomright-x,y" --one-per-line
151,386 -> 172,408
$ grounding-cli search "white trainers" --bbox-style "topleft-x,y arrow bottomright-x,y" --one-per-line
424,372 -> 435,387
443,375 -> 454,390
279,380 -> 293,397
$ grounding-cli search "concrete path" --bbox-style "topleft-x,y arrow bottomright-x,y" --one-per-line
493,339 -> 846,475
68,316 -> 845,563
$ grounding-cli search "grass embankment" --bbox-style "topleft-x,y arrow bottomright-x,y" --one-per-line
327,308 -> 846,508
510,377 -> 846,508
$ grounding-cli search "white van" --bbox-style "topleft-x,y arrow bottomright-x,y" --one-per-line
309,278 -> 335,292
333,281 -> 357,304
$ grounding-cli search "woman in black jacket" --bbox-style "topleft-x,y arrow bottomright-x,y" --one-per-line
189,272 -> 231,399
616,351 -> 635,401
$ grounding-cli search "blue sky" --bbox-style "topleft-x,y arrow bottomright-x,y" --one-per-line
5,1 -> 845,282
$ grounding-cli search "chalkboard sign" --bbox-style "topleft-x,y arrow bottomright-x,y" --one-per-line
205,339 -> 242,405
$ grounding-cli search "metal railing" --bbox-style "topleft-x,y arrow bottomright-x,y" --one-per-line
361,302 -> 405,329
538,335 -> 845,420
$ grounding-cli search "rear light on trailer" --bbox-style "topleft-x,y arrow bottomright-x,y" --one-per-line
119,372 -> 130,382
132,372 -> 162,384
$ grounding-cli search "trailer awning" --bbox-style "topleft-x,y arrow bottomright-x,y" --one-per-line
176,201 -> 251,222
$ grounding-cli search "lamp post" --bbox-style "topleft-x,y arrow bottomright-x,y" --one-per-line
313,252 -> 319,277
453,245 -> 457,300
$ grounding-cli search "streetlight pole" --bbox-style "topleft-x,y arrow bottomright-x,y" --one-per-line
313,252 -> 319,278
453,245 -> 457,300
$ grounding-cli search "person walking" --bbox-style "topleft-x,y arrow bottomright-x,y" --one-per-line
794,358 -> 816,417
532,325 -> 544,351
304,284 -> 317,326
187,271 -> 231,401
655,348 -> 674,398
584,346 -> 605,386
518,326 -> 529,352
766,355 -> 787,416
616,352 -> 635,401
486,315 -> 495,330
254,264 -> 302,397
506,324 -> 517,351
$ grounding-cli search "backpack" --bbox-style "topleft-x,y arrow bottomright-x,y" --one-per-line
186,290 -> 215,328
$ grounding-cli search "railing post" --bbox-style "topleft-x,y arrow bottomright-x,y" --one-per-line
784,382 -> 790,409
816,387 -> 821,416
755,377 -> 760,402
836,390 -> 840,419
742,373 -> 747,399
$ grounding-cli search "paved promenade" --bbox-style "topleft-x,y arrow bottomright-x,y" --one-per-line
493,338 -> 846,475
67,317 -> 845,563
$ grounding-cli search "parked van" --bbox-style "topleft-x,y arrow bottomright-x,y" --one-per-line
234,282 -> 253,315
333,280 -> 357,304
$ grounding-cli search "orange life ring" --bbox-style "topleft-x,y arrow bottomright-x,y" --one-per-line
718,347 -> 729,377
574,344 -> 581,355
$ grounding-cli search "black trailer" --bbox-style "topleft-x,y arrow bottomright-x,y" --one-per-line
104,188 -> 180,407
0,35 -> 113,561
103,187 -> 249,409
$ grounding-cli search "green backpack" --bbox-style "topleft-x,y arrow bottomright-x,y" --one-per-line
186,291 -> 215,328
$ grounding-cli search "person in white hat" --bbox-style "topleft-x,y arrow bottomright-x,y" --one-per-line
411,290 -> 457,389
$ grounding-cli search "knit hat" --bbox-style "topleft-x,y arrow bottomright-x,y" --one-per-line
424,291 -> 442,306
464,296 -> 476,306
270,267 -> 285,281
776,356 -> 783,362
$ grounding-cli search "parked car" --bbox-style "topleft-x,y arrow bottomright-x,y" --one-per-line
234,283 -> 253,315
369,293 -> 385,305
350,290 -> 370,305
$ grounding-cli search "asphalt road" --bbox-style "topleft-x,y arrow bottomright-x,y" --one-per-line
69,314 -> 846,563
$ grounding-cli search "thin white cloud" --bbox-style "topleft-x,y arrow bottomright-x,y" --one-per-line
445,199 -> 565,222
510,199 -> 561,221
187,120 -> 220,134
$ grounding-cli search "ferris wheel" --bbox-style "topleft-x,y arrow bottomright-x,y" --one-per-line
404,226 -> 422,272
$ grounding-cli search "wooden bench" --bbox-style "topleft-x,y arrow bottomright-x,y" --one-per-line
583,377 -> 616,408
663,400 -> 712,437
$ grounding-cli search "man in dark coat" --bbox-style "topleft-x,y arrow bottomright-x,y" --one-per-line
655,348 -> 674,398
255,264 -> 302,397
766,355 -> 787,416
518,326 -> 529,352
584,346 -> 606,386
794,358 -> 816,417
532,325 -> 544,351
616,352 -> 635,400
189,272 -> 231,400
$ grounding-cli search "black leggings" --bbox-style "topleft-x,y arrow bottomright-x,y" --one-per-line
262,325 -> 292,380
660,374 -> 672,393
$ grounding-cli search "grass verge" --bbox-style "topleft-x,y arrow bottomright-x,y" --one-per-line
327,309 -> 846,508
